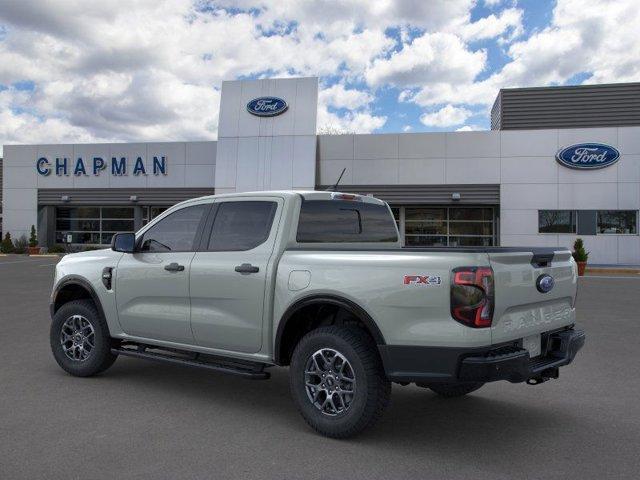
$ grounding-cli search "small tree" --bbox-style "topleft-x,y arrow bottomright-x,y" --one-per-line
572,238 -> 589,262
29,225 -> 38,248
1,232 -> 15,253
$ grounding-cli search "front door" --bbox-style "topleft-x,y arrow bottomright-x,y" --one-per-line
115,203 -> 210,344
190,198 -> 281,353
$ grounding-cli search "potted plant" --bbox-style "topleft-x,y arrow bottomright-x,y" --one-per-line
28,225 -> 40,255
572,238 -> 589,276
1,232 -> 14,253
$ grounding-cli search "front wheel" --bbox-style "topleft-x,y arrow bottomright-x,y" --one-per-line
50,300 -> 118,377
289,326 -> 391,438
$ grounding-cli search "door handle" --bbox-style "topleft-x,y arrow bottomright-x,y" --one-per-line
235,263 -> 260,274
164,262 -> 185,272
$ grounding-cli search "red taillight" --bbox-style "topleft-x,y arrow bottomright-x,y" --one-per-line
450,266 -> 494,328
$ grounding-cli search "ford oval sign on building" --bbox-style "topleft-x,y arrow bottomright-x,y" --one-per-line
246,97 -> 288,117
556,143 -> 620,170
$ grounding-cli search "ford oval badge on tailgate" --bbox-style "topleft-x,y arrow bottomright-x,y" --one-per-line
536,274 -> 555,293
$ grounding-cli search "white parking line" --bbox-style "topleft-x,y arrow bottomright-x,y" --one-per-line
581,275 -> 640,280
38,263 -> 59,267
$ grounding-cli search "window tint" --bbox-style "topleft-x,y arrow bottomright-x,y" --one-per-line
538,210 -> 576,233
207,201 -> 278,251
297,200 -> 398,243
597,210 -> 637,234
140,205 -> 207,252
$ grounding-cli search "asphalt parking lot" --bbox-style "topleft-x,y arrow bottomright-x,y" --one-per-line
1,255 -> 639,479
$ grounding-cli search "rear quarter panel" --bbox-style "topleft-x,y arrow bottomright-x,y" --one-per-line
274,250 -> 492,348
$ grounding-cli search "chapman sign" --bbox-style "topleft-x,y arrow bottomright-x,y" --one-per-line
36,156 -> 168,177
246,97 -> 288,117
556,143 -> 620,170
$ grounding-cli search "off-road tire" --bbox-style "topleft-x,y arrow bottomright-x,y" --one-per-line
289,326 -> 391,438
50,299 -> 118,377
425,382 -> 484,398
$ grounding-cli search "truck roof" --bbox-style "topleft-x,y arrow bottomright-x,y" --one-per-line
176,190 -> 388,207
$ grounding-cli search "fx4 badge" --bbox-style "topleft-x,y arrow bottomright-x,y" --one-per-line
403,275 -> 442,286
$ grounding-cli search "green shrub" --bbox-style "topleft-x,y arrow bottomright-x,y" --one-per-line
13,235 -> 28,254
572,238 -> 589,262
29,225 -> 38,247
47,245 -> 67,254
1,233 -> 14,253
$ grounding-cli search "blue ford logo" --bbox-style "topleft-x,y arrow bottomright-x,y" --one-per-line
536,274 -> 555,293
556,143 -> 620,170
246,97 -> 288,117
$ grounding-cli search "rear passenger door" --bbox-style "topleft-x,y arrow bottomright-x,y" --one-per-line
189,198 -> 282,353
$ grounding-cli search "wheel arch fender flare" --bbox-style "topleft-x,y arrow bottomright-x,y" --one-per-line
50,275 -> 108,326
274,294 -> 386,365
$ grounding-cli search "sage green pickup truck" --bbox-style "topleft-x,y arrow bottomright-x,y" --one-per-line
49,190 -> 585,438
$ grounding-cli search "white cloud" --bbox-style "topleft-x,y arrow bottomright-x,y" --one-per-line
456,124 -> 484,131
317,106 -> 386,134
420,105 -> 472,127
458,7 -> 523,42
366,32 -> 486,87
402,125 -> 412,132
319,84 -> 373,110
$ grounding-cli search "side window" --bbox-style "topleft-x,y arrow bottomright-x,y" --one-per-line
207,201 -> 278,251
140,204 -> 208,252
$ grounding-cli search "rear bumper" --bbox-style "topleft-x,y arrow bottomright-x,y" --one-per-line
379,327 -> 585,384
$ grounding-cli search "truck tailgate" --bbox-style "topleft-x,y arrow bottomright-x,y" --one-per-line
488,249 -> 577,346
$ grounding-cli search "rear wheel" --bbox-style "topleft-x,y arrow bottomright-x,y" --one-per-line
424,382 -> 484,398
50,300 -> 118,377
289,326 -> 391,438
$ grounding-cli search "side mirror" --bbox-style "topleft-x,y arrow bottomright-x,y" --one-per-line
111,232 -> 136,253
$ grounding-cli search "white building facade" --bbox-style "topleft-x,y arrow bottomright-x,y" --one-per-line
2,77 -> 639,264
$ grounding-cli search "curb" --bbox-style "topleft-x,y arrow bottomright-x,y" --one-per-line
29,254 -> 61,258
586,268 -> 640,276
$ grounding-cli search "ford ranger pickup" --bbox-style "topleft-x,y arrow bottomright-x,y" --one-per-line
49,190 -> 585,438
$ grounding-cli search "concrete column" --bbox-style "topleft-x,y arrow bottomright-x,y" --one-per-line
133,206 -> 144,231
37,206 -> 56,247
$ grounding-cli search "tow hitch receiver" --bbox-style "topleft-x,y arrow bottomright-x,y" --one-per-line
526,367 -> 559,385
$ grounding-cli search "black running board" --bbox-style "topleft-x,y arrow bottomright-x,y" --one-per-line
111,345 -> 270,380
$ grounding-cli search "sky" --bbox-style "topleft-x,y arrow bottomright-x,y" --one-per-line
0,0 -> 639,155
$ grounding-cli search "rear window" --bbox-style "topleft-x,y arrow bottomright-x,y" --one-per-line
297,200 -> 398,243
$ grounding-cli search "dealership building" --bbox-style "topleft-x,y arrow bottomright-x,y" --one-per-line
1,78 -> 639,264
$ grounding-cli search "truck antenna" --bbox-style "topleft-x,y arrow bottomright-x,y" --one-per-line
325,168 -> 346,191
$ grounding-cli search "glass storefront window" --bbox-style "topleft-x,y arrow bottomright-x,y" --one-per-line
401,206 -> 495,247
538,210 -> 576,233
55,206 -> 135,245
143,206 -> 168,225
597,211 -> 638,234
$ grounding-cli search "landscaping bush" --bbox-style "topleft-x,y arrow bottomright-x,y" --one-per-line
47,245 -> 67,254
13,235 -> 28,254
1,232 -> 14,253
